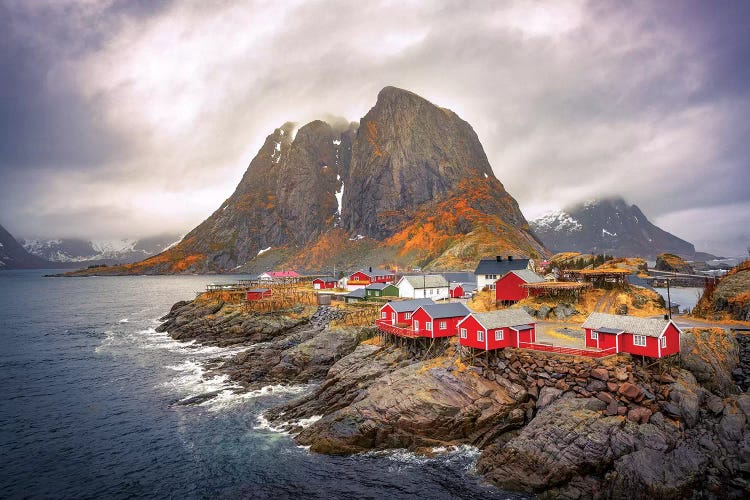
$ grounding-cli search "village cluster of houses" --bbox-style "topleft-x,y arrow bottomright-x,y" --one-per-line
376,299 -> 681,359
312,256 -> 551,304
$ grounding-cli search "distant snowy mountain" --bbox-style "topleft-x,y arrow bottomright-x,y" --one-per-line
1,223 -> 51,269
530,197 -> 702,259
20,234 -> 181,265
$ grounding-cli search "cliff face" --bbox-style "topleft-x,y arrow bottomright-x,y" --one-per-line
531,197 -> 696,259
341,86 -> 498,238
71,87 -> 546,275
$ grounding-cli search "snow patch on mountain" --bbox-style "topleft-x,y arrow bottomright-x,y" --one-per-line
532,211 -> 582,232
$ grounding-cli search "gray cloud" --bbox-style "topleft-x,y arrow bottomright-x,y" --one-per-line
0,0 -> 747,255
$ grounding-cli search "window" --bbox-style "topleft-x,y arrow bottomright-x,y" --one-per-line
489,284 -> 496,290
405,313 -> 411,320
660,336 -> 667,348
460,328 -> 467,339
590,331 -> 598,340
426,322 -> 432,331
477,330 -> 484,342
633,334 -> 647,347
381,311 -> 386,319
439,321 -> 447,329
414,320 -> 420,330
495,330 -> 504,341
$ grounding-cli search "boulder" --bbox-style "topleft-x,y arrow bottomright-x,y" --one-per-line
536,387 -> 563,411
618,382 -> 643,401
591,368 -> 610,381
680,328 -> 740,396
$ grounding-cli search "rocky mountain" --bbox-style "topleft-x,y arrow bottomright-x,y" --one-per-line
530,197 -> 698,259
0,224 -> 52,269
69,87 -> 546,275
20,234 -> 180,265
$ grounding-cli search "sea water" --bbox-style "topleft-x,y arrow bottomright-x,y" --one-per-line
0,270 -> 520,499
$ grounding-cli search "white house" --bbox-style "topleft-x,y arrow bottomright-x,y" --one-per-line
474,256 -> 532,290
396,275 -> 450,300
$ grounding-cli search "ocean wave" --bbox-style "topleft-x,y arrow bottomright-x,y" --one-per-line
364,444 -> 481,469
118,318 -> 129,323
253,411 -> 322,434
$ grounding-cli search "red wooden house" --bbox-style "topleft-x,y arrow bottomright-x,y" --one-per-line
495,269 -> 545,303
348,267 -> 396,290
379,299 -> 434,326
411,303 -> 471,338
458,309 -> 536,350
312,277 -> 337,289
582,312 -> 681,359
246,288 -> 272,301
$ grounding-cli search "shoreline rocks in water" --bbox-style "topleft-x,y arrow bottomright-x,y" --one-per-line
157,296 -> 750,498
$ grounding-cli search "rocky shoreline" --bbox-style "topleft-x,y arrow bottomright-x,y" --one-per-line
158,298 -> 750,498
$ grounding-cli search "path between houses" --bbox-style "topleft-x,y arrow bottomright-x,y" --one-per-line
593,290 -> 619,313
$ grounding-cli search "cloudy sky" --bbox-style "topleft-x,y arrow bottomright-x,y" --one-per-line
1,0 -> 749,256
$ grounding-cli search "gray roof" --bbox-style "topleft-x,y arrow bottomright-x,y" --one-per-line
440,272 -> 476,284
467,309 -> 535,330
507,269 -> 545,283
346,288 -> 366,298
416,302 -> 471,319
400,275 -> 449,289
357,268 -> 393,278
582,312 -> 674,338
248,288 -> 271,293
474,258 -> 529,275
366,282 -> 395,290
314,276 -> 336,281
383,298 -> 434,312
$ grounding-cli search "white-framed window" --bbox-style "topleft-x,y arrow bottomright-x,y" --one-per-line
381,311 -> 386,319
660,336 -> 667,348
439,321 -> 447,329
489,284 -> 496,290
495,330 -> 504,341
405,312 -> 411,320
633,334 -> 647,347
460,328 -> 467,339
426,322 -> 432,331
414,320 -> 420,330
590,331 -> 598,340
477,330 -> 484,342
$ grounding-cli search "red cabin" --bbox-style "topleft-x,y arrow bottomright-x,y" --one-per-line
312,277 -> 337,289
495,270 -> 545,303
458,309 -> 536,350
348,268 -> 396,289
411,303 -> 471,338
379,299 -> 434,327
450,283 -> 464,299
582,312 -> 681,359
246,288 -> 272,301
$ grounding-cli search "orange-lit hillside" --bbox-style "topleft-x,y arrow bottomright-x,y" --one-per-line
383,176 -> 547,269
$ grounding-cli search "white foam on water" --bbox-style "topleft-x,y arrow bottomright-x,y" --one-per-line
253,409 -> 321,434
245,384 -> 309,398
254,414 -> 291,434
118,318 -> 129,323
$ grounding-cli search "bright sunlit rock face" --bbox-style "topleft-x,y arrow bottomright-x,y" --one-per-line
0,1 -> 748,255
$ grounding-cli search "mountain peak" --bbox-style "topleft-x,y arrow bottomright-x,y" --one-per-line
531,196 -> 695,258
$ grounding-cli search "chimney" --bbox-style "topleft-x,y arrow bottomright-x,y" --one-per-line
663,314 -> 669,320
496,256 -> 503,262
508,255 -> 513,261
369,266 -> 372,272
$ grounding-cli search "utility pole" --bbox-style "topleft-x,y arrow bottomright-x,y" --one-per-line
666,278 -> 672,319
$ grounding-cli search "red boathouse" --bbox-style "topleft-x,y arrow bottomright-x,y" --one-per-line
379,299 -> 434,327
458,309 -> 536,350
411,303 -> 471,338
582,312 -> 681,359
495,270 -> 545,303
312,277 -> 337,289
